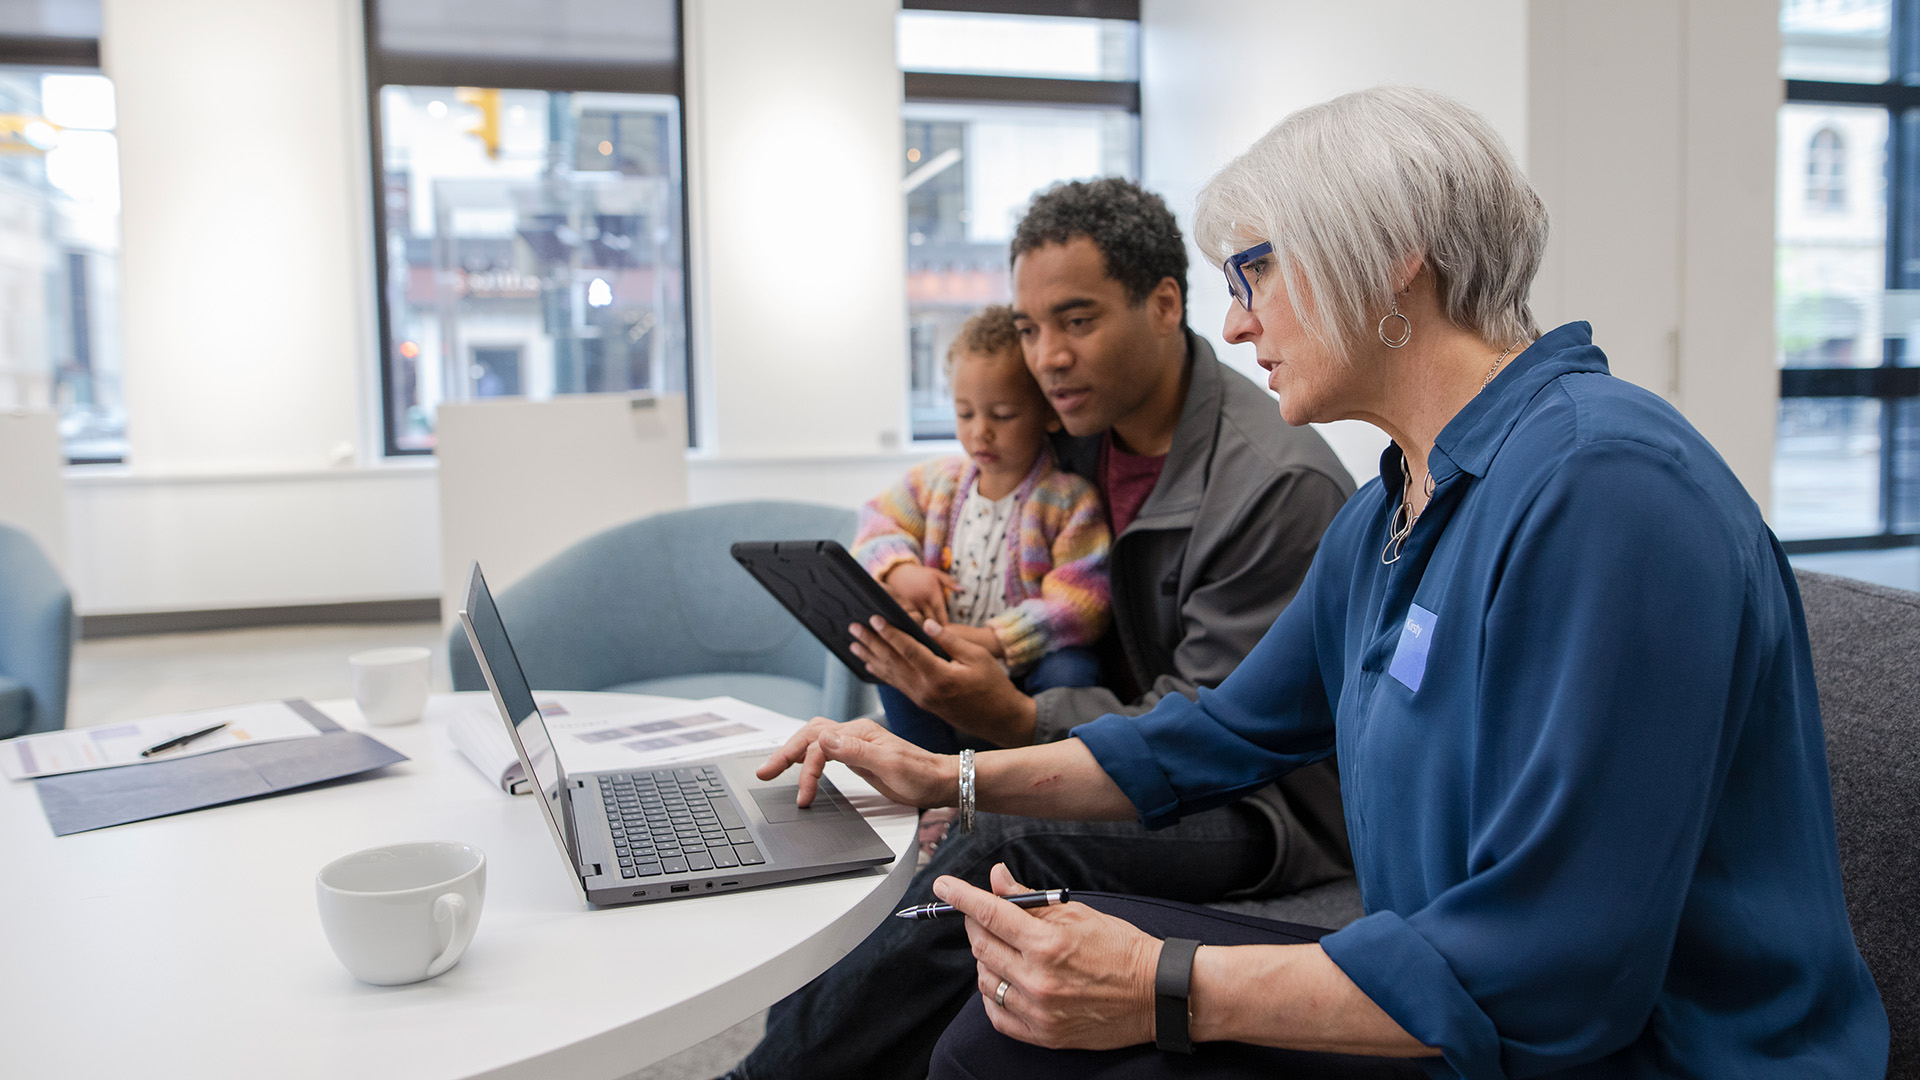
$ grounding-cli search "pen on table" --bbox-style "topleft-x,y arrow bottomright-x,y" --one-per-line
894,888 -> 1070,921
139,722 -> 228,758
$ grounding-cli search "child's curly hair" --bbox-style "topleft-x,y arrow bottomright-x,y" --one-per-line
944,304 -> 1024,377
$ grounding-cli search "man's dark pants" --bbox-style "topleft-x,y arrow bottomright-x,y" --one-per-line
879,646 -> 1103,754
733,806 -> 1275,1080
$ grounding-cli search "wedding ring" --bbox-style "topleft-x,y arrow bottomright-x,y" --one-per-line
993,979 -> 1010,1007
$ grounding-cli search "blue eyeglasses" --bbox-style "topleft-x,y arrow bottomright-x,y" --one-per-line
1224,241 -> 1273,310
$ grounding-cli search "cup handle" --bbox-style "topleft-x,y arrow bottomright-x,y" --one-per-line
425,893 -> 475,978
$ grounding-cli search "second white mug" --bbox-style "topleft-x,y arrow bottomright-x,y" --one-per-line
349,646 -> 431,726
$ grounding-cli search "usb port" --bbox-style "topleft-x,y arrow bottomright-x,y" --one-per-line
671,883 -> 691,894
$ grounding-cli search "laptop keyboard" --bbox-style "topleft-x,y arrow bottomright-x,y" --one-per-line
597,766 -> 766,879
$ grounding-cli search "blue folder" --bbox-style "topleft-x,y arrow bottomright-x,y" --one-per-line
34,700 -> 408,836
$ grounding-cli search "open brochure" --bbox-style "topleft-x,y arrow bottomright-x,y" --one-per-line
446,704 -> 538,794
449,695 -> 806,795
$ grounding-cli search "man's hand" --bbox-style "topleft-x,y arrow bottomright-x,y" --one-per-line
939,623 -> 1005,659
756,717 -> 957,809
943,863 -> 1161,1051
850,616 -> 1038,746
881,563 -> 954,626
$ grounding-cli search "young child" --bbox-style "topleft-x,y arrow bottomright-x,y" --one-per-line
853,305 -> 1112,754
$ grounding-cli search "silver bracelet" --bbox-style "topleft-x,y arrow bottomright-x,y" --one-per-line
958,749 -> 976,833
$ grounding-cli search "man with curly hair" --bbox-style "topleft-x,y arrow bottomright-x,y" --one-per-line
724,178 -> 1355,1080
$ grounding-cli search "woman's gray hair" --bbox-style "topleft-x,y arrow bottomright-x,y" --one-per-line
1193,86 -> 1548,360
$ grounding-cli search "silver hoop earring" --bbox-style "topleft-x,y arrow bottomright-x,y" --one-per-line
1378,303 -> 1411,349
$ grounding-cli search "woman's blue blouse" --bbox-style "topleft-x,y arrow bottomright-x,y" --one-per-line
1074,323 -> 1887,1078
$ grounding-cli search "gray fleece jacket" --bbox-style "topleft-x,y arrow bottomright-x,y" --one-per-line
1036,331 -> 1356,896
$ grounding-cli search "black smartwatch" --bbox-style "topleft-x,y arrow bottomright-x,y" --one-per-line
1154,937 -> 1202,1053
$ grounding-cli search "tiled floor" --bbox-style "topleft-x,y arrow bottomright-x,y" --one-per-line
69,621 -> 451,729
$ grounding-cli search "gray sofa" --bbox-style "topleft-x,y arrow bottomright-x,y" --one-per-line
1801,570 -> 1918,1077
1219,569 -> 1917,1077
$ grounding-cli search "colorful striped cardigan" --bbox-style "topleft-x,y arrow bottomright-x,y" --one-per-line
853,452 -> 1112,669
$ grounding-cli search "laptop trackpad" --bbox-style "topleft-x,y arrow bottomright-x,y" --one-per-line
752,785 -> 843,823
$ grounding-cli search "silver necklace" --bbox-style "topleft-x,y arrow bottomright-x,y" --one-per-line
1381,337 -> 1527,565
1480,336 -> 1524,390
1381,469 -> 1433,565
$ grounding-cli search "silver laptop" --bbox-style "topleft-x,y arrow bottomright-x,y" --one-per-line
457,562 -> 894,907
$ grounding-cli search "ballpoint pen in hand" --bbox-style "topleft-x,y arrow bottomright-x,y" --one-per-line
139,722 -> 229,758
894,888 -> 1070,921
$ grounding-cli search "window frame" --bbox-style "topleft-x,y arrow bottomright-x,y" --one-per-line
0,34 -> 97,68
360,0 -> 696,457
1805,125 -> 1849,211
0,24 -> 122,465
1778,0 -> 1920,552
900,0 -> 1142,442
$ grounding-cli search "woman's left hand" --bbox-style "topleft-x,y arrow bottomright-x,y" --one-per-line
941,862 -> 1163,1050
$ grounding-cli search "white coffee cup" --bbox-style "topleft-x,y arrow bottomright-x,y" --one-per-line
349,646 -> 432,726
316,841 -> 486,986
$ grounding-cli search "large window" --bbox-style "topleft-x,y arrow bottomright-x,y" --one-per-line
1774,0 -> 1920,545
0,1 -> 124,463
365,0 -> 689,455
900,1 -> 1140,441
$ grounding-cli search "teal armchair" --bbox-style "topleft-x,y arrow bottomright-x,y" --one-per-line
0,523 -> 73,738
449,501 -> 872,721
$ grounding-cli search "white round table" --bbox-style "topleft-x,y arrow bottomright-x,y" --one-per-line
0,692 -> 919,1079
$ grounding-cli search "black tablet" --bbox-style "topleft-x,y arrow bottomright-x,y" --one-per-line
730,539 -> 951,683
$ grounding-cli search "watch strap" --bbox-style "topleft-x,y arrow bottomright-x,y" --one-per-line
1154,936 -> 1202,1053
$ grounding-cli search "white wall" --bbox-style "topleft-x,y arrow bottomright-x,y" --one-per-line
1141,0 -> 1778,506
687,449 -> 939,509
434,394 -> 688,626
58,452 -> 917,616
66,0 -> 401,616
105,0 -> 372,472
684,0 -> 909,458
0,410 -> 69,577
65,465 -> 438,613
1529,0 -> 1779,509
62,0 -> 1783,617
67,0 -> 916,617
1140,0 -> 1531,484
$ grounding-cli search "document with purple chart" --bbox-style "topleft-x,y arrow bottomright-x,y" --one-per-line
450,694 -> 807,791
548,697 -> 804,772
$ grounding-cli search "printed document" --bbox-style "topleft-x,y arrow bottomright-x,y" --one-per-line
449,695 -> 804,793
1,700 -> 325,780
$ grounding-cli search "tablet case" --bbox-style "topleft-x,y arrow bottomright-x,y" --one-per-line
730,539 -> 951,684
34,700 -> 408,836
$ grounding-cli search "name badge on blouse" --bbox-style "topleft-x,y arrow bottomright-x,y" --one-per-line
1388,604 -> 1437,692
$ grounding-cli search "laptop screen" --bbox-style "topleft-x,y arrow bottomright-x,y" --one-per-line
459,564 -> 570,854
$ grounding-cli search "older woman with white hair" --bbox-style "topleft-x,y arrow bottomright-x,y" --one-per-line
759,86 -> 1888,1078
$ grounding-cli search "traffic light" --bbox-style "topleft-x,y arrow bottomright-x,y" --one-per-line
457,87 -> 501,160
0,114 -> 60,155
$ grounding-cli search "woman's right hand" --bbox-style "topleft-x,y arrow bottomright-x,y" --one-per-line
882,563 -> 956,626
756,717 -> 957,809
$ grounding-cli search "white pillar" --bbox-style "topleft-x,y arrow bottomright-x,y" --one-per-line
102,0 -> 372,471
683,0 -> 909,458
1140,0 -> 1530,484
1528,0 -> 1779,512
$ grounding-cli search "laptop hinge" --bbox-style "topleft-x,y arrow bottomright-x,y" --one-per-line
562,781 -> 591,878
